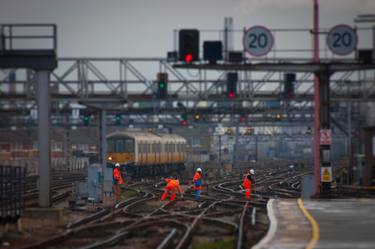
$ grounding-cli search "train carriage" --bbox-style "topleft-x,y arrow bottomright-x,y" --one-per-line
106,131 -> 187,177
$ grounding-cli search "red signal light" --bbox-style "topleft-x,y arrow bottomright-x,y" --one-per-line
180,120 -> 188,126
229,92 -> 236,98
184,53 -> 193,63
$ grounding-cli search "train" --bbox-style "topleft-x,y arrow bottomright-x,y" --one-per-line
106,131 -> 187,176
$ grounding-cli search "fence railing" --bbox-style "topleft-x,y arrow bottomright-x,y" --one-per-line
0,165 -> 26,224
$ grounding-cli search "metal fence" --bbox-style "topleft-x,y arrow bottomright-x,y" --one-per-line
0,165 -> 26,224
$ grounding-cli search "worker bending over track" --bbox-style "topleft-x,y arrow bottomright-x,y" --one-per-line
161,178 -> 183,204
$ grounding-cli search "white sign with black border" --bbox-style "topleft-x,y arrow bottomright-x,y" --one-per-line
320,129 -> 332,145
243,25 -> 274,57
327,24 -> 357,56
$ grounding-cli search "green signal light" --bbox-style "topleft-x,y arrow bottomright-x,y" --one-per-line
159,82 -> 166,89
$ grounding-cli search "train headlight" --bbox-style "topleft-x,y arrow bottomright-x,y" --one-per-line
108,156 -> 113,161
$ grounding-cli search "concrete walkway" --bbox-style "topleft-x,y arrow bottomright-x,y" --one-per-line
253,199 -> 311,249
253,198 -> 375,249
303,199 -> 375,249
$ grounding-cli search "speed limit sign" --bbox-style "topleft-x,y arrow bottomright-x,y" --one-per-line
243,26 -> 274,57
327,24 -> 357,56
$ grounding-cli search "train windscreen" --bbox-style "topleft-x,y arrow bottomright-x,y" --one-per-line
107,138 -> 134,153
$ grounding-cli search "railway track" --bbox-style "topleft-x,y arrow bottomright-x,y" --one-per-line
24,171 -> 86,206
22,167 -> 305,249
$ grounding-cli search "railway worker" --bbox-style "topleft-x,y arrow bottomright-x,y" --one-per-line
193,168 -> 202,200
243,169 -> 254,199
161,178 -> 183,204
249,169 -> 255,182
250,169 -> 256,192
113,163 -> 124,201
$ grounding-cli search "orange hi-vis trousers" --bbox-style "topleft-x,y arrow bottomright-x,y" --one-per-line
161,179 -> 180,202
245,184 -> 251,199
161,190 -> 177,202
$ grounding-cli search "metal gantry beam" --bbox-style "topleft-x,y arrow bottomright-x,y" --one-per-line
1,58 -> 374,101
0,57 -> 374,127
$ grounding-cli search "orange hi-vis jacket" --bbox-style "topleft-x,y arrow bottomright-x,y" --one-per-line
243,174 -> 252,199
165,179 -> 181,193
193,172 -> 202,191
243,174 -> 251,189
161,179 -> 182,202
113,167 -> 124,185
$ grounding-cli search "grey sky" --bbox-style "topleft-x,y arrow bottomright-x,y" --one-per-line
0,0 -> 374,57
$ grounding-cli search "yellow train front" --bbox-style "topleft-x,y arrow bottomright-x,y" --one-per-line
106,131 -> 187,177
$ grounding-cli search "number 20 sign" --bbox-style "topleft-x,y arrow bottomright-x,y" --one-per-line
327,24 -> 357,56
243,26 -> 274,57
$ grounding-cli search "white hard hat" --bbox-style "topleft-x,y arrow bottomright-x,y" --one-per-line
250,169 -> 255,175
115,163 -> 120,167
196,168 -> 202,172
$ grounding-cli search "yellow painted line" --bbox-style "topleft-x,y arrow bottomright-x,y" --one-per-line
298,198 -> 319,249
342,185 -> 375,190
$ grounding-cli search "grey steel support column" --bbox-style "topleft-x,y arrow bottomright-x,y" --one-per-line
99,109 -> 107,168
255,135 -> 258,162
0,26 -> 4,54
99,109 -> 109,198
347,102 -> 354,184
319,71 -> 332,195
63,115 -> 71,170
313,0 -> 321,196
218,135 -> 222,163
233,125 -> 240,167
37,71 -> 51,207
347,103 -> 352,156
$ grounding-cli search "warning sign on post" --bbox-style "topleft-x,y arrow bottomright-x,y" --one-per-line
321,167 -> 332,183
320,129 -> 332,145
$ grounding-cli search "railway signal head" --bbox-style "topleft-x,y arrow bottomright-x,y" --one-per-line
180,113 -> 188,126
226,72 -> 238,99
114,114 -> 121,124
179,29 -> 199,63
284,73 -> 296,99
203,41 -> 223,63
81,112 -> 92,125
157,72 -> 168,99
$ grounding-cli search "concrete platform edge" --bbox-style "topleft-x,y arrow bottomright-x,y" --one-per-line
252,199 -> 277,249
